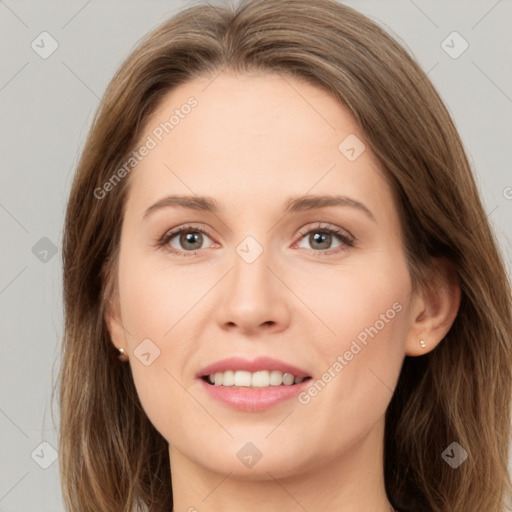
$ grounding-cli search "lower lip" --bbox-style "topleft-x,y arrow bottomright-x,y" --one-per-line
199,378 -> 311,412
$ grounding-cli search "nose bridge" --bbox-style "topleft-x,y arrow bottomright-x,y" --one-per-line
216,233 -> 289,331
231,234 -> 275,305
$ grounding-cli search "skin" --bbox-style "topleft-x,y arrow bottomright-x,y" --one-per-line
106,71 -> 460,512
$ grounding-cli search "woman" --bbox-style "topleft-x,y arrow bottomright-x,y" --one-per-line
58,0 -> 512,511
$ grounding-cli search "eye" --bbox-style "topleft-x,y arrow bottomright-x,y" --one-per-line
158,224 -> 215,256
157,222 -> 355,257
294,223 -> 355,255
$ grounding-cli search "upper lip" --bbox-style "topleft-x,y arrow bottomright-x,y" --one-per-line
197,356 -> 311,379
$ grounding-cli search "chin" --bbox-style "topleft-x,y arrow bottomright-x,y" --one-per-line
187,439 -> 312,480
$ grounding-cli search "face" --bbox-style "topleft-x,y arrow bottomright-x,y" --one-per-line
108,71 -> 417,479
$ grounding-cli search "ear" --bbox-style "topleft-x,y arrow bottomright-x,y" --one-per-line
102,265 -> 129,362
405,259 -> 461,356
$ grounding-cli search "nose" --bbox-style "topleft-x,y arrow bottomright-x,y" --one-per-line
215,244 -> 291,336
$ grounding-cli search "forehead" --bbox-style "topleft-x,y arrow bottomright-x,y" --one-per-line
142,71 -> 363,156
124,71 -> 392,223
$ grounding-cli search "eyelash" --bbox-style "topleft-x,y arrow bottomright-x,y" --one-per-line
157,222 -> 356,257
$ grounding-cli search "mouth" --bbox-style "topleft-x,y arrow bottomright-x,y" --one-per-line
200,370 -> 312,388
197,356 -> 313,410
197,356 -> 313,390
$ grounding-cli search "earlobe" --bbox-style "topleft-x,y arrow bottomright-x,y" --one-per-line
405,261 -> 461,356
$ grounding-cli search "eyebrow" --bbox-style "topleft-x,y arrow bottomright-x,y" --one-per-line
143,194 -> 375,221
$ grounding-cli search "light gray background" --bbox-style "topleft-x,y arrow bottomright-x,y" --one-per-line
1,1 -> 511,510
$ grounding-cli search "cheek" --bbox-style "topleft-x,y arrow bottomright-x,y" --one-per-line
298,254 -> 410,352
118,250 -> 205,339
296,248 -> 411,412
116,252 -> 204,439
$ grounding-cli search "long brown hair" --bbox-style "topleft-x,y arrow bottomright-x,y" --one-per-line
57,0 -> 512,510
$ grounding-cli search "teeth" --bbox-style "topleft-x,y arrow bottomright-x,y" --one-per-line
234,370 -> 252,387
222,370 -> 234,386
207,370 -> 306,387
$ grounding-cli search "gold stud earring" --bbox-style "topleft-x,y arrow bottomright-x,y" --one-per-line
118,347 -> 128,361
420,339 -> 426,348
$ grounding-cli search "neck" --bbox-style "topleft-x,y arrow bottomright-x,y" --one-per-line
168,417 -> 393,512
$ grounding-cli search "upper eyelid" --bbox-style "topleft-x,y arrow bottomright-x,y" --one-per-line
162,223 -> 213,240
296,222 -> 354,239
